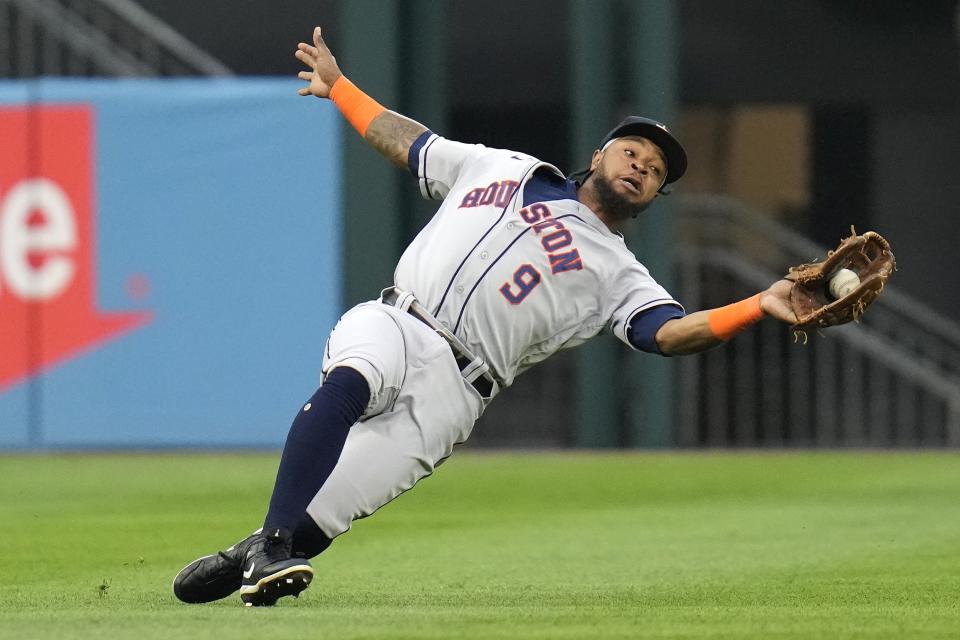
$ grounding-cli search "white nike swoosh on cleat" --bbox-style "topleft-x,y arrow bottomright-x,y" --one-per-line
242,563 -> 255,580
239,565 -> 314,595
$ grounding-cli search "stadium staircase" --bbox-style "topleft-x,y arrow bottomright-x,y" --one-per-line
0,0 -> 231,77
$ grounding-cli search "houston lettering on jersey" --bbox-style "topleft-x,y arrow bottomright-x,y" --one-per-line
0,106 -> 151,391
459,180 -> 519,209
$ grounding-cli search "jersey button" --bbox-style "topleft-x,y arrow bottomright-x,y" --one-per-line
455,285 -> 464,294
480,251 -> 489,260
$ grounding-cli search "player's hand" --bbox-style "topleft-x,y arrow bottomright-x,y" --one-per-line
759,279 -> 798,324
295,26 -> 343,98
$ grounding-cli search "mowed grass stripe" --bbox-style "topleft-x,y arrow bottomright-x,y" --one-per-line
0,451 -> 957,639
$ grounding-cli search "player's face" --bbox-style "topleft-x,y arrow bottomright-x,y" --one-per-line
597,136 -> 667,201
587,136 -> 667,220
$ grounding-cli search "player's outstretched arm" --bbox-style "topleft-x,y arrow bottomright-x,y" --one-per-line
295,26 -> 427,168
655,280 -> 797,355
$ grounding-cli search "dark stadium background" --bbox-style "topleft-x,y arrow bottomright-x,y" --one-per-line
136,0 -> 960,295
4,0 -> 959,449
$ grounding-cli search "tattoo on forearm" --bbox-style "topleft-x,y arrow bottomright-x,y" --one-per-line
365,111 -> 428,168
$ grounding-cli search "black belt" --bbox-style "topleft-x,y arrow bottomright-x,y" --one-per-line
380,288 -> 497,399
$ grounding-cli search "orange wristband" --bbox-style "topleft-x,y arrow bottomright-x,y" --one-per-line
329,76 -> 386,137
707,294 -> 765,341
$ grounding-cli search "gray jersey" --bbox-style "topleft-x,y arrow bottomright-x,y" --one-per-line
396,134 -> 681,387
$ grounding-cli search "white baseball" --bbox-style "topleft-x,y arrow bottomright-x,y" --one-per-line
829,268 -> 860,299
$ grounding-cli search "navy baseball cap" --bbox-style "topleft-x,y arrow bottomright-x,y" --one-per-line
601,116 -> 688,185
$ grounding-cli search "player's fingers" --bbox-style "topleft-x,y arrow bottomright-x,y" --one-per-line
295,49 -> 315,66
297,42 -> 319,57
298,71 -> 312,81
313,26 -> 324,49
297,87 -> 311,96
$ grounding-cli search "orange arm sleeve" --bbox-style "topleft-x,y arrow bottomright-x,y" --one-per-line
329,76 -> 386,137
707,294 -> 765,341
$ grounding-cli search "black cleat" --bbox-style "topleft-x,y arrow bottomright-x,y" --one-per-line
238,527 -> 313,607
173,529 -> 263,604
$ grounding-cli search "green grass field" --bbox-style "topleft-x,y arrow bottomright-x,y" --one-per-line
1,451 -> 958,639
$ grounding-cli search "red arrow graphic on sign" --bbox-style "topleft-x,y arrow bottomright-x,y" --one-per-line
0,106 -> 151,391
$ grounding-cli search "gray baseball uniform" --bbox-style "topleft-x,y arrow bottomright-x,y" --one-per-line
307,131 -> 682,538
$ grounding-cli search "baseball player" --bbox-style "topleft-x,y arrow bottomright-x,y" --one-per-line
173,26 -> 799,607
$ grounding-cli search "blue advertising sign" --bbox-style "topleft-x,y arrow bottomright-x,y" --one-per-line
0,79 -> 342,448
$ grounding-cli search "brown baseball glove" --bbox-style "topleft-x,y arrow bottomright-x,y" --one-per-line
784,228 -> 896,338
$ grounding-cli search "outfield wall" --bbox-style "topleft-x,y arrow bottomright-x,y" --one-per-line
0,79 -> 342,448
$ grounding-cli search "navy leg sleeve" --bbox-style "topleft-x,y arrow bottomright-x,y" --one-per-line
263,367 -> 370,540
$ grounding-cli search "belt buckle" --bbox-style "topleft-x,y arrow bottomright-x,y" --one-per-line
380,286 -> 415,312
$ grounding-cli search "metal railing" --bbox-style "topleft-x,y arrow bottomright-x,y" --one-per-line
0,0 -> 231,77
674,194 -> 960,448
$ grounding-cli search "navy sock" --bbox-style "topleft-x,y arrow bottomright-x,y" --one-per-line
291,517 -> 333,559
263,366 -> 370,536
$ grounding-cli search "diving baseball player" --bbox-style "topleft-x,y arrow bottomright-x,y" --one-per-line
172,26 -> 800,607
